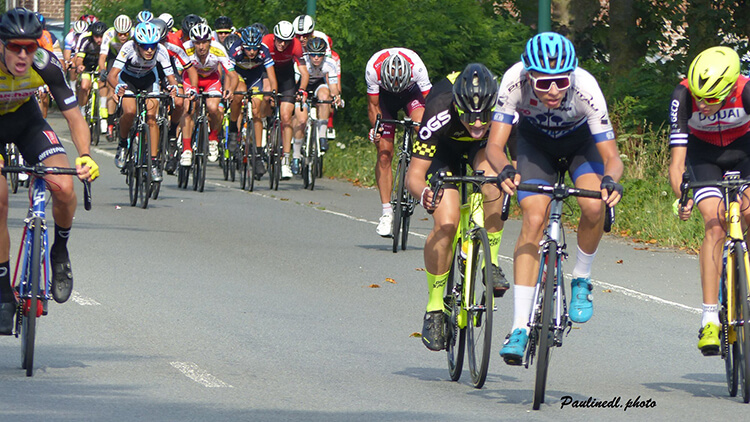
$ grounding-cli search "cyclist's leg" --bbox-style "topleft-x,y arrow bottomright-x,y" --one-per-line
314,84 -> 331,151
0,167 -> 10,334
375,93 -> 398,232
78,72 -> 92,107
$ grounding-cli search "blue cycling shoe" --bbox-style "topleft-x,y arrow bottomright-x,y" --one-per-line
499,328 -> 528,365
570,277 -> 593,323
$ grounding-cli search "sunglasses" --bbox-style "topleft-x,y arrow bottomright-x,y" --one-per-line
4,41 -> 39,54
692,94 -> 724,105
243,45 -> 260,51
529,74 -> 571,92
456,107 -> 493,125
308,53 -> 325,57
138,43 -> 158,51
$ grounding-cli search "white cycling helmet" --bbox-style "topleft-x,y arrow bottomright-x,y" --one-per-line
113,14 -> 132,34
73,20 -> 88,35
189,22 -> 212,41
158,13 -> 174,29
292,14 -> 314,35
136,10 -> 153,24
273,20 -> 295,41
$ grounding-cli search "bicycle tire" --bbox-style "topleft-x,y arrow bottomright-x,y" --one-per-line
247,141 -> 257,192
466,228 -> 493,388
139,124 -> 151,209
391,155 -> 407,253
128,132 -> 139,207
8,145 -> 19,194
267,122 -> 277,190
316,154 -> 324,178
21,219 -> 42,377
178,165 -> 189,189
446,241 -> 466,382
220,142 -> 229,181
533,242 -> 558,410
153,119 -> 169,200
198,121 -> 209,192
92,93 -> 100,146
721,274 -> 739,397
735,243 -> 750,403
271,122 -> 281,190
401,204 -> 412,251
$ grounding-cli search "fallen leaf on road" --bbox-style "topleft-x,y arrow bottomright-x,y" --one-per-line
415,268 -> 425,272
308,201 -> 320,205
421,218 -> 429,221
616,259 -> 623,264
410,332 -> 422,338
634,247 -> 649,250
280,198 -> 290,201
603,289 -> 612,293
648,239 -> 657,244
385,278 -> 396,284
344,193 -> 350,196
368,284 -> 380,288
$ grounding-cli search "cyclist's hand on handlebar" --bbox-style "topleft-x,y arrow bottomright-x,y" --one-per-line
497,164 -> 519,195
600,175 -> 623,207
296,89 -> 308,104
673,197 -> 694,221
75,155 -> 99,182
369,126 -> 384,143
421,186 -> 442,211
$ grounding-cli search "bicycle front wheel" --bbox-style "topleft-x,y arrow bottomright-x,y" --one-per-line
735,243 -> 750,403
391,155 -> 407,253
446,241 -> 466,382
21,218 -> 42,377
466,228 -> 493,388
533,242 -> 558,410
127,134 -> 139,206
8,145 -> 19,194
139,124 -> 152,209
721,279 -> 739,397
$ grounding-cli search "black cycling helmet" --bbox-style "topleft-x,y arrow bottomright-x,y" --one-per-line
214,16 -> 233,32
89,21 -> 107,37
223,32 -> 241,51
0,8 -> 42,41
181,14 -> 201,34
250,22 -> 268,37
150,18 -> 168,42
452,63 -> 498,124
34,11 -> 45,30
307,37 -> 327,54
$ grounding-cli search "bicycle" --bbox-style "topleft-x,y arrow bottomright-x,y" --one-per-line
374,114 -> 419,253
5,143 -> 28,194
219,100 -> 235,182
234,89 -> 275,192
1,164 -> 91,377
300,96 -> 335,190
120,91 -> 168,209
430,167 -> 503,389
679,171 -> 750,403
82,70 -> 101,146
177,91 -> 222,192
152,92 -> 173,200
500,159 -> 614,410
264,93 -> 283,191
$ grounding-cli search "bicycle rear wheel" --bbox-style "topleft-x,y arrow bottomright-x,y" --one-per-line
401,199 -> 414,251
466,228 -> 493,388
91,96 -> 100,146
21,219 -> 42,377
446,241 -> 466,382
138,124 -> 151,209
8,145 -> 19,194
721,274 -> 739,397
269,121 -> 281,190
127,133 -> 139,206
735,243 -> 750,403
533,242 -> 558,410
391,155 -> 407,252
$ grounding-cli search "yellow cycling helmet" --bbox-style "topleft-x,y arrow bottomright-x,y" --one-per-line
687,46 -> 740,101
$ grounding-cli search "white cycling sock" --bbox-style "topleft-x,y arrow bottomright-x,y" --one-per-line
293,138 -> 303,158
701,303 -> 720,327
317,120 -> 328,139
572,246 -> 597,279
513,285 -> 535,332
382,203 -> 393,216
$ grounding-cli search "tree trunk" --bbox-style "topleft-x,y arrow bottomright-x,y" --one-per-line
609,0 -> 639,81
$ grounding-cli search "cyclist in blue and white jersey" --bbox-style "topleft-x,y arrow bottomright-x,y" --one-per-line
108,21 -> 178,182
487,32 -> 624,365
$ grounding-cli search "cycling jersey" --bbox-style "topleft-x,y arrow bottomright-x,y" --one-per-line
75,33 -> 101,71
493,62 -> 615,143
261,33 -> 305,69
113,40 -> 174,78
183,39 -> 234,77
99,27 -> 132,57
38,30 -> 62,61
305,55 -> 338,85
365,48 -> 431,96
164,32 -> 192,69
229,43 -> 274,87
0,48 -> 77,115
63,31 -> 78,53
669,76 -> 750,148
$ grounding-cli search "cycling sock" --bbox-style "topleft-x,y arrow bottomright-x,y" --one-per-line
108,115 -> 115,126
701,303 -> 720,327
487,230 -> 504,267
119,136 -> 128,149
571,245 -> 597,279
317,120 -> 327,138
426,270 -> 449,312
513,285 -> 535,332
382,203 -> 393,216
229,120 -> 238,133
0,261 -> 12,303
51,224 -> 71,261
293,137 -> 303,158
169,122 -> 179,139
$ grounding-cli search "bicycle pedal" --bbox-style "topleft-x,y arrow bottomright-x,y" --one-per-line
700,345 -> 720,356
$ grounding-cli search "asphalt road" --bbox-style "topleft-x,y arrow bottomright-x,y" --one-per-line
0,110 -> 745,421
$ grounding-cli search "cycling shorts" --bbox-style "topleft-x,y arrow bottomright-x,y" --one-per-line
119,69 -> 159,93
276,64 -> 298,103
515,118 -> 603,202
686,132 -> 750,204
238,71 -> 265,91
425,139 -> 488,191
308,77 -> 328,97
378,84 -> 425,140
182,70 -> 222,95
0,100 -> 67,165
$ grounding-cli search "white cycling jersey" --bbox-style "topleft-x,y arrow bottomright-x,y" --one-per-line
183,39 -> 235,77
364,47 -> 431,95
493,62 -> 615,142
306,55 -> 338,85
113,40 -> 173,78
100,27 -> 133,56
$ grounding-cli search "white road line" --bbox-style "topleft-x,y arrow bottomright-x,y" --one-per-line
169,361 -> 233,388
70,291 -> 101,306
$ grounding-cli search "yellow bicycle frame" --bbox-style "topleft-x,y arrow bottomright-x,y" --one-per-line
454,188 -> 486,329
725,200 -> 749,343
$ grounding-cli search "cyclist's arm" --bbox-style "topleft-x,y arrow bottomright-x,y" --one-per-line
225,70 -> 239,97
107,67 -> 122,92
185,65 -> 199,92
406,156 -> 434,209
266,65 -> 278,92
98,53 -> 107,74
486,121 -> 516,194
60,105 -> 91,157
669,145 -> 688,197
297,60 -> 309,92
595,139 -> 624,206
367,94 -> 380,126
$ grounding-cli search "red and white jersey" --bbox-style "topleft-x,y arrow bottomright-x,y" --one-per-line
183,39 -> 235,77
262,33 -> 305,69
164,32 -> 191,68
365,47 -> 431,96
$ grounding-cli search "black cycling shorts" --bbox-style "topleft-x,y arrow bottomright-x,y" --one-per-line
276,65 -> 297,103
0,100 -> 67,165
686,132 -> 750,203
425,139 -> 487,191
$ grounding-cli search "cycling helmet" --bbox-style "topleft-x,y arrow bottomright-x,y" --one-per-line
223,32 -> 240,51
380,53 -> 412,93
73,20 -> 88,35
79,14 -> 97,24
150,18 -> 168,42
136,10 -> 153,24
214,16 -> 233,32
113,14 -> 132,33
0,8 -> 43,41
189,23 -> 212,42
89,21 -> 107,37
34,12 -> 45,30
521,32 -> 577,75
273,20 -> 295,41
240,26 -> 263,48
250,22 -> 268,36
307,37 -> 327,54
158,13 -> 174,29
688,46 -> 740,101
181,14 -> 201,34
452,63 -> 498,123
292,14 -> 314,35
134,21 -> 160,45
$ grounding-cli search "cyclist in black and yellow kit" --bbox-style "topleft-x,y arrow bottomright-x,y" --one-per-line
405,63 -> 510,350
0,8 -> 99,335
